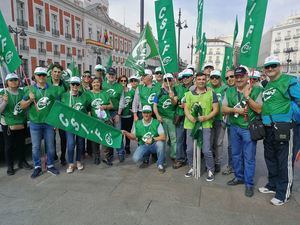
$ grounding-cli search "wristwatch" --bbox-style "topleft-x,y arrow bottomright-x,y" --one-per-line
245,96 -> 250,101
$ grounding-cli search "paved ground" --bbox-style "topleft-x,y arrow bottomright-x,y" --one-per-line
0,137 -> 299,225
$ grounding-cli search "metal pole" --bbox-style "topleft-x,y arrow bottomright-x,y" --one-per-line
177,8 -> 181,66
140,0 -> 144,33
190,36 -> 194,64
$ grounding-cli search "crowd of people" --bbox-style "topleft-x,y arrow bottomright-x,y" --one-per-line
0,55 -> 299,206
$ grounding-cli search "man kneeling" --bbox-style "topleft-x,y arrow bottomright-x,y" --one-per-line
122,105 -> 166,173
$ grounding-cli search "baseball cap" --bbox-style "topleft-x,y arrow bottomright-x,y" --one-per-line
154,67 -> 162,74
163,73 -> 174,80
129,74 -> 140,81
203,63 -> 214,70
210,70 -> 221,77
186,64 -> 195,71
264,55 -> 281,67
95,64 -> 104,71
143,69 -> 153,76
5,73 -> 19,81
250,71 -> 261,79
69,76 -> 81,84
107,67 -> 116,75
142,105 -> 152,113
181,68 -> 194,77
34,67 -> 48,75
234,67 -> 248,76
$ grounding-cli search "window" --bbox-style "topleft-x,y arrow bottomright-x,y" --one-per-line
67,47 -> 71,54
124,40 -> 127,52
97,30 -> 101,42
287,31 -> 291,36
286,42 -> 290,48
295,41 -> 298,47
54,44 -> 59,52
88,27 -> 92,39
115,37 -> 118,50
20,38 -> 27,48
38,41 -> 44,50
296,29 -> 300,35
39,60 -> 45,67
65,19 -> 70,34
17,0 -> 25,21
76,23 -> 81,38
36,8 -> 43,26
23,58 -> 29,75
51,14 -> 58,30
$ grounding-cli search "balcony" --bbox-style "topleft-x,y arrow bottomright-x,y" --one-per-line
38,48 -> 46,54
66,52 -> 72,58
293,47 -> 298,51
293,34 -> 300,39
54,50 -> 60,56
208,52 -> 213,55
76,36 -> 83,43
215,51 -> 221,55
273,49 -> 280,54
215,60 -> 221,64
17,18 -> 28,28
20,45 -> 29,52
36,24 -> 45,33
77,54 -> 83,60
65,33 -> 72,40
275,37 -> 281,42
284,35 -> 291,40
52,29 -> 59,37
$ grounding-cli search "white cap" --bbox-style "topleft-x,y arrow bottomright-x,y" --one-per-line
186,64 -> 195,70
178,72 -> 183,80
95,64 -> 104,71
264,55 -> 281,67
129,74 -> 140,80
5,73 -> 18,81
142,105 -> 152,112
239,65 -> 250,75
69,76 -> 81,84
250,71 -> 261,79
210,70 -> 221,77
34,67 -> 48,75
154,67 -> 162,73
144,69 -> 153,76
203,63 -> 214,70
163,73 -> 174,80
181,68 -> 194,77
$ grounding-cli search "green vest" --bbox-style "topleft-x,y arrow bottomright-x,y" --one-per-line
135,118 -> 160,145
24,85 -> 61,123
0,89 -> 26,125
138,84 -> 161,108
61,92 -> 89,113
262,74 -> 292,116
174,84 -> 189,116
226,86 -> 262,129
156,88 -> 177,119
122,89 -> 135,117
102,81 -> 123,111
86,91 -> 111,121
184,89 -> 214,129
211,85 -> 228,121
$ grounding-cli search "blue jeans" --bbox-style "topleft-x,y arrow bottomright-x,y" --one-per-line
230,125 -> 257,187
66,132 -> 85,163
29,122 -> 55,168
132,141 -> 165,166
175,120 -> 186,162
110,111 -> 125,156
227,126 -> 233,167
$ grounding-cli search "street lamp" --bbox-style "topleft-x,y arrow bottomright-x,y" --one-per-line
175,8 -> 188,66
8,25 -> 27,53
285,47 -> 294,73
187,36 -> 194,65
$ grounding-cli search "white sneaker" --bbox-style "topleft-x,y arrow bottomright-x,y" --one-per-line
66,164 -> 75,174
76,161 -> 84,170
270,197 -> 289,206
206,170 -> 214,182
185,168 -> 193,178
258,187 -> 276,194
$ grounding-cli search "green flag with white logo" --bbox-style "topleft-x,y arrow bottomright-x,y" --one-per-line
68,58 -> 80,77
199,32 -> 207,71
155,0 -> 178,73
125,23 -> 159,74
45,101 -> 122,148
195,0 -> 204,53
239,0 -> 268,68
106,54 -> 113,69
0,11 -> 22,72
221,46 -> 233,82
232,15 -> 238,48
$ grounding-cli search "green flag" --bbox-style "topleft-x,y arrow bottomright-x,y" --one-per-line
68,58 -> 80,77
232,15 -> 238,47
45,101 -> 122,148
106,54 -> 113,69
155,0 -> 178,73
195,0 -> 204,53
125,23 -> 159,74
239,0 -> 268,68
199,32 -> 207,71
0,11 -> 22,72
221,46 -> 233,82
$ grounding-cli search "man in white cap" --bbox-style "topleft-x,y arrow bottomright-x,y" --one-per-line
154,67 -> 163,87
259,55 -> 300,205
94,64 -> 106,80
122,105 -> 166,173
20,67 -> 63,178
203,63 -> 214,81
81,70 -> 92,92
249,71 -> 263,89
153,73 -> 178,160
209,70 -> 227,173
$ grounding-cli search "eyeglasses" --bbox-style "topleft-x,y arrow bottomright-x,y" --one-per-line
225,75 -> 235,80
82,75 -> 90,78
210,76 -> 220,80
71,83 -> 80,86
8,78 -> 18,82
130,79 -> 138,82
120,80 -> 127,83
35,74 -> 47,77
264,64 -> 278,69
234,75 -> 246,79
155,72 -> 162,75
164,78 -> 172,82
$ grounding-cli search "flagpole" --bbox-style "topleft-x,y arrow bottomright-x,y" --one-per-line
0,60 -> 7,94
157,54 -> 172,92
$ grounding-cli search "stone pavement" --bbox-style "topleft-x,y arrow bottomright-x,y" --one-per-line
0,140 -> 299,225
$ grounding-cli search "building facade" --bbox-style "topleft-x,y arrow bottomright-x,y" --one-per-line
0,0 -> 142,77
259,14 -> 300,74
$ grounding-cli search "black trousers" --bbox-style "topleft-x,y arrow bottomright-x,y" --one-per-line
263,126 -> 293,202
54,129 -> 67,161
121,116 -> 133,149
1,125 -> 26,169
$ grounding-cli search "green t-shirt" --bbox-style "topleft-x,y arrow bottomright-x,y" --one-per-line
86,91 -> 111,121
46,77 -> 68,92
0,89 -> 26,125
61,91 -> 90,113
135,118 -> 160,145
211,84 -> 228,121
122,89 -> 135,117
138,83 -> 161,108
102,81 -> 123,111
155,87 -> 177,119
174,84 -> 189,116
23,84 -> 62,123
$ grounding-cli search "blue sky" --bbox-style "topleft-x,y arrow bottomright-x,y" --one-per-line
109,0 -> 300,62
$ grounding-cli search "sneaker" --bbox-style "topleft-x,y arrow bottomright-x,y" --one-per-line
245,187 -> 254,197
18,161 -> 33,170
227,178 -> 244,186
102,159 -> 113,166
172,161 -> 185,169
31,167 -> 42,179
125,146 -> 131,155
206,170 -> 214,182
118,154 -> 125,163
185,168 -> 193,178
215,164 -> 221,173
76,162 -> 84,170
61,159 -> 67,166
222,165 -> 234,175
47,166 -> 60,176
258,187 -> 276,194
270,197 -> 289,206
66,164 -> 75,174
158,165 -> 165,173
7,167 -> 15,176
94,156 -> 101,165
139,161 -> 149,168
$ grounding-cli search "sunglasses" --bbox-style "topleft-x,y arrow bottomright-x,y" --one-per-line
264,64 -> 278,69
36,74 -> 47,77
120,80 -> 127,83
210,76 -> 220,80
164,78 -> 172,82
130,79 -> 138,82
155,72 -> 162,75
225,75 -> 235,80
71,83 -> 80,86
8,78 -> 18,82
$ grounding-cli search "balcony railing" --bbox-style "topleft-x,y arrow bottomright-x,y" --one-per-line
52,29 -> 59,37
215,51 -> 221,55
273,49 -> 280,54
77,54 -> 83,60
36,24 -> 45,33
275,37 -> 281,42
17,18 -> 28,28
284,35 -> 291,40
76,36 -> 83,43
293,34 -> 300,39
66,52 -> 72,58
20,45 -> 29,51
65,33 -> 72,40
38,48 -> 46,54
54,50 -> 60,56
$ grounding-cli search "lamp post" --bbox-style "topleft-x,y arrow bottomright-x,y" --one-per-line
285,47 -> 294,73
140,0 -> 144,33
8,25 -> 27,53
187,36 -> 194,65
175,8 -> 188,66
